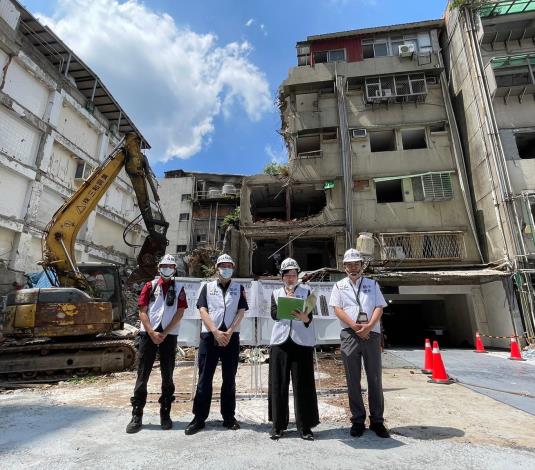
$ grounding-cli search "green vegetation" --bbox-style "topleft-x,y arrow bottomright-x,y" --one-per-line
221,207 -> 240,231
263,162 -> 289,177
449,0 -> 491,9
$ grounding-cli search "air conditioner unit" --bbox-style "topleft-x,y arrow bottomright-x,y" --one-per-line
382,89 -> 392,97
398,43 -> 415,57
351,128 -> 367,139
384,246 -> 406,260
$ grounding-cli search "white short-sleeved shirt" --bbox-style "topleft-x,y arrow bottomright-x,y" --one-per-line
329,276 -> 387,333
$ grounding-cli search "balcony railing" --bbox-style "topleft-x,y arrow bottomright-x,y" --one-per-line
194,188 -> 239,200
379,231 -> 464,261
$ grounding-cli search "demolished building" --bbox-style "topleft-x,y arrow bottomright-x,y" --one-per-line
241,17 -> 523,348
0,0 -> 149,294
159,170 -> 243,274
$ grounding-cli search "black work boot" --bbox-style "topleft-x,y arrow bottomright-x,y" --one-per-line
126,406 -> 143,434
160,404 -> 173,430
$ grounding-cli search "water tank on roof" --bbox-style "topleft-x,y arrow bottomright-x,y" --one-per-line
356,232 -> 375,257
207,187 -> 220,198
222,183 -> 236,195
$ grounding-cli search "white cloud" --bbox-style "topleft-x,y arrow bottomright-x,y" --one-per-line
37,0 -> 273,162
265,144 -> 287,164
245,18 -> 254,27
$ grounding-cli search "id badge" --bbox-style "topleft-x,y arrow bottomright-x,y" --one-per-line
357,311 -> 369,323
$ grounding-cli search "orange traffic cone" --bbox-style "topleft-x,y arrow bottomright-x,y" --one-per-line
428,341 -> 454,384
422,338 -> 433,374
509,337 -> 526,361
474,332 -> 487,353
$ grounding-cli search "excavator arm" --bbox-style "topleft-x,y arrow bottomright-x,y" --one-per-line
42,133 -> 168,290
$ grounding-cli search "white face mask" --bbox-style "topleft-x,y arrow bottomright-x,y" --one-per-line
284,281 -> 297,290
159,267 -> 175,279
218,267 -> 233,279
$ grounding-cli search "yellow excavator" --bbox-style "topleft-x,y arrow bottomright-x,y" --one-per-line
0,133 -> 168,382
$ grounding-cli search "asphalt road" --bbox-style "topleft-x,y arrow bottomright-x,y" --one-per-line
388,348 -> 535,415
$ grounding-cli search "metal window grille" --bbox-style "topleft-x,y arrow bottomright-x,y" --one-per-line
366,73 -> 427,103
380,231 -> 464,261
422,173 -> 453,200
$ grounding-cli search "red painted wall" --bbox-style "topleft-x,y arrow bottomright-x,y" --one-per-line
310,37 -> 362,64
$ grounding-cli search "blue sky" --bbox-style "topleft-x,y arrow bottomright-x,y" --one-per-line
22,0 -> 446,177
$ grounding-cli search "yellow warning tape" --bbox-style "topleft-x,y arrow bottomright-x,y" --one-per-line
479,332 -> 535,341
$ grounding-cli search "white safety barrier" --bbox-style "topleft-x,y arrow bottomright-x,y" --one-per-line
172,278 -> 342,347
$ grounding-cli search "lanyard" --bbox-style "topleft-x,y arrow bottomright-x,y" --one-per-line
349,278 -> 363,310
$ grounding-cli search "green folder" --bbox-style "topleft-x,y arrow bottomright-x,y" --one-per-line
276,293 -> 317,320
277,297 -> 305,320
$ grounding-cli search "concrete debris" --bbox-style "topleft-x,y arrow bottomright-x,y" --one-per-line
123,289 -> 141,328
239,348 -> 269,363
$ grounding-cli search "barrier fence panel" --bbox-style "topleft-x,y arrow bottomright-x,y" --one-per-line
170,279 -> 342,347
177,319 -> 201,347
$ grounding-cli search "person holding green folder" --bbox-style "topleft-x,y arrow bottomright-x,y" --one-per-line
268,257 -> 319,441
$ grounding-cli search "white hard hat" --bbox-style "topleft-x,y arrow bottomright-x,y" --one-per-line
343,249 -> 364,263
159,254 -> 177,266
280,257 -> 300,274
216,254 -> 235,266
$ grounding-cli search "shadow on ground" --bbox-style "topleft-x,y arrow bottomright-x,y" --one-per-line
391,425 -> 465,440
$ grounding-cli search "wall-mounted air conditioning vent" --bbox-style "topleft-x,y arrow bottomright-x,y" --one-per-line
351,128 -> 367,139
398,43 -> 415,57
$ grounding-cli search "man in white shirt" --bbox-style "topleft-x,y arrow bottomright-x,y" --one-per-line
329,249 -> 390,438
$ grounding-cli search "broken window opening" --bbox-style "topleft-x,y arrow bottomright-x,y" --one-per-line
293,238 -> 336,271
430,123 -> 446,133
370,130 -> 397,152
176,245 -> 187,253
179,213 -> 190,221
296,133 -> 322,158
252,239 -> 287,276
515,132 -> 535,159
250,184 -> 286,221
376,180 -> 404,203
322,128 -> 338,142
290,185 -> 327,219
401,128 -> 427,150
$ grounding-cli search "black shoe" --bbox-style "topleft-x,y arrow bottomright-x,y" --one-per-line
223,418 -> 240,430
126,407 -> 143,434
350,422 -> 365,437
369,422 -> 390,438
300,428 -> 314,441
185,418 -> 205,435
270,428 -> 283,440
160,407 -> 173,430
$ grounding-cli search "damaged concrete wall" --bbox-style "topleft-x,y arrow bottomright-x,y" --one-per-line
0,5 -> 148,276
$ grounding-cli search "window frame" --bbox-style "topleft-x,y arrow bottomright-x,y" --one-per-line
313,48 -> 347,64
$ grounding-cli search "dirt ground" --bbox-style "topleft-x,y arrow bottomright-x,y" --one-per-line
6,350 -> 533,450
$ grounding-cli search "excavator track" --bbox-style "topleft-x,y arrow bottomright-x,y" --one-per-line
0,337 -> 137,384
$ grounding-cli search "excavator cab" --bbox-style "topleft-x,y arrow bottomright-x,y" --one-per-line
79,263 -> 126,329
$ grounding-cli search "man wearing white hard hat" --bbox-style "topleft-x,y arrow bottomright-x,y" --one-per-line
329,248 -> 389,438
185,253 -> 248,435
126,254 -> 187,434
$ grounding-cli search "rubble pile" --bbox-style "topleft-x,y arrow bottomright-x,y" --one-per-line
124,288 -> 141,328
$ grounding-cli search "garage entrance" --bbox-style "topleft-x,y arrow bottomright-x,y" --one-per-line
381,294 -> 474,348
